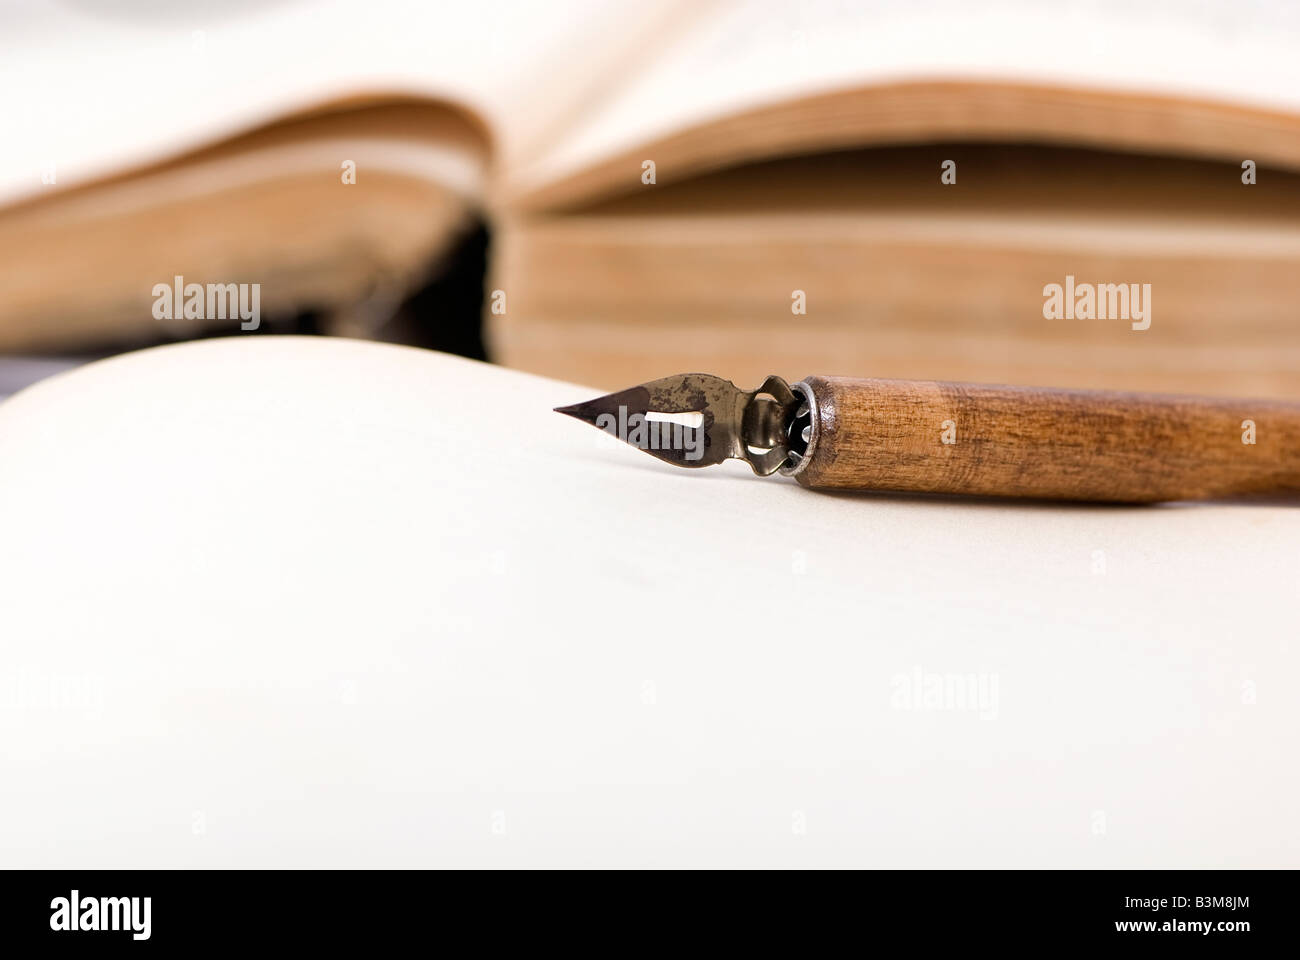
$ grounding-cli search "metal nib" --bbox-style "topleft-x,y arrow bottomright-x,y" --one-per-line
554,373 -> 798,475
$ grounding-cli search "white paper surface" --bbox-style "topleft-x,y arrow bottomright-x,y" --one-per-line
0,336 -> 1295,867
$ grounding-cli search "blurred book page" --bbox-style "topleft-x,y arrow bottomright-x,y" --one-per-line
0,0 -> 682,204
512,0 -> 1300,195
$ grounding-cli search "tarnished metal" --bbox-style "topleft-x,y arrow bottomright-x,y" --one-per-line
554,373 -> 800,475
778,380 -> 818,477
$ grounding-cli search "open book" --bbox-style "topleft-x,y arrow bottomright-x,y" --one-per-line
1,336 -> 1295,867
4,1 -> 1300,395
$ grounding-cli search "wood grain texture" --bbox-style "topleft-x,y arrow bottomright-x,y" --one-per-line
795,376 -> 1300,502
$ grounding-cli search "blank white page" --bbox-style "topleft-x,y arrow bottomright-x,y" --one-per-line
0,336 -> 1295,866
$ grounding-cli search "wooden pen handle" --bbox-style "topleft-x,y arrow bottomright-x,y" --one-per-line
794,376 -> 1300,502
